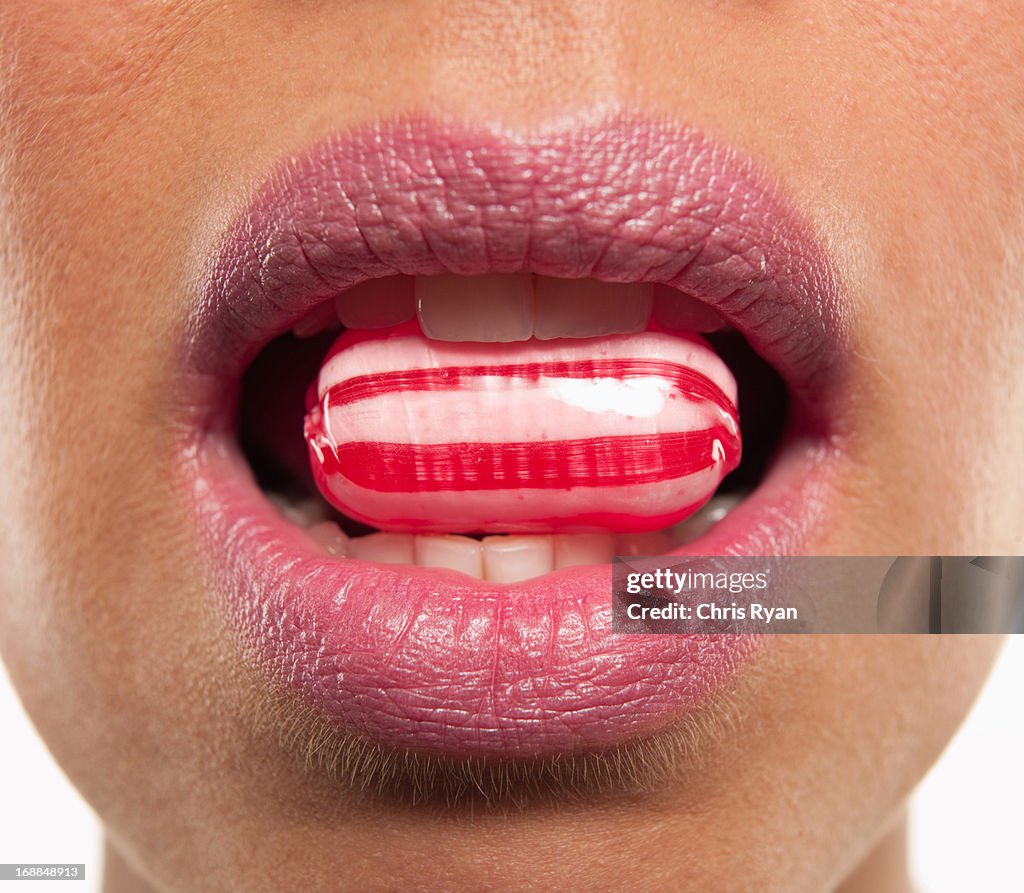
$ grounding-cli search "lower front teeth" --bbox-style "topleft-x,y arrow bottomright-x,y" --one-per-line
286,491 -> 743,583
313,530 -> 589,582
414,534 -> 483,578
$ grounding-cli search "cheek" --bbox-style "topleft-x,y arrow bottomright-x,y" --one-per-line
819,7 -> 1024,549
0,2 -> 222,791
0,5 -> 216,552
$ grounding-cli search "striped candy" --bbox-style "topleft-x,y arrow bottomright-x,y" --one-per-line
304,327 -> 740,533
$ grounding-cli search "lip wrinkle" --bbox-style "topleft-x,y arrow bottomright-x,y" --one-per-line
182,115 -> 848,759
187,116 -> 846,427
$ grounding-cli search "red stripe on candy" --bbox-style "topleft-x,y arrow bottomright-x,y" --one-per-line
319,427 -> 738,492
323,359 -> 734,416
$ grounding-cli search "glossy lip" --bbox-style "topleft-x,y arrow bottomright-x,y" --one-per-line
181,116 -> 849,759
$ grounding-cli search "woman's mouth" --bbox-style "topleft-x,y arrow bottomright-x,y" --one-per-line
179,116 -> 848,765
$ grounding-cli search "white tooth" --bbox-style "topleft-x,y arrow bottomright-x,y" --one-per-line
266,492 -> 331,527
534,279 -> 653,340
292,301 -> 342,338
615,531 -> 674,557
416,273 -> 533,342
671,493 -> 744,544
553,533 -> 616,568
414,534 -> 484,578
335,276 -> 416,329
348,532 -> 415,564
652,285 -> 728,332
482,535 -> 554,582
307,521 -> 349,557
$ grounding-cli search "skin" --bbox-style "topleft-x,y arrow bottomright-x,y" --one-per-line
1,1 -> 1021,891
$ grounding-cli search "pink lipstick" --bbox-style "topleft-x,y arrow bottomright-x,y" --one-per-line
180,116 -> 848,758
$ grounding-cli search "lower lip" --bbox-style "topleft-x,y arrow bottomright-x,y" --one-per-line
184,420 -> 835,758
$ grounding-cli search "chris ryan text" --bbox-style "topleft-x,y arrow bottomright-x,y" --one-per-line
624,602 -> 799,623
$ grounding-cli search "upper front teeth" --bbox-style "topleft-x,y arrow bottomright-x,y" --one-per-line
416,273 -> 653,342
416,273 -> 535,342
532,278 -> 652,340
299,274 -> 727,342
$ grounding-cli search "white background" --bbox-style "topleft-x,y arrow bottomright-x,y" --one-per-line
2,638 -> 1022,892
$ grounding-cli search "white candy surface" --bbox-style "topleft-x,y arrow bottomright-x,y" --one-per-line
304,328 -> 740,533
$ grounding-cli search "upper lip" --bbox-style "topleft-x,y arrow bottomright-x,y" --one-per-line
184,115 -> 846,432
179,114 -> 849,760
